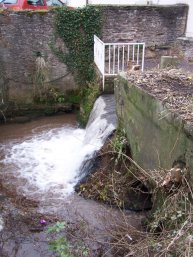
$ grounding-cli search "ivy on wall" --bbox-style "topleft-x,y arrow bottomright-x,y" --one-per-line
55,6 -> 103,86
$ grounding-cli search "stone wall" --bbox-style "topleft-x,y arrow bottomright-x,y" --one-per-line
168,37 -> 193,73
0,5 -> 189,110
102,5 -> 188,46
0,11 -> 77,107
175,37 -> 193,62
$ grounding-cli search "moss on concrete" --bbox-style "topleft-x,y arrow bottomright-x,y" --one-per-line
115,73 -> 193,175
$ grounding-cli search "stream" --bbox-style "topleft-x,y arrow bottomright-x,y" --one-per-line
0,95 -> 145,257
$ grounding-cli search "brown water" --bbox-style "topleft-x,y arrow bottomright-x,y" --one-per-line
0,114 -> 78,141
0,114 -> 145,257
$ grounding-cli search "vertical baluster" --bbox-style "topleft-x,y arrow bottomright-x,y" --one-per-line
109,45 -> 111,74
137,44 -> 139,65
103,44 -> 105,75
103,43 -> 105,91
128,45 -> 130,63
122,45 -> 125,71
142,43 -> 145,72
118,46 -> 120,73
113,45 -> 115,74
133,45 -> 135,62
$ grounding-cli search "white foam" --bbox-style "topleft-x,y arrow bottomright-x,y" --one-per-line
1,95 -> 117,201
2,126 -> 101,198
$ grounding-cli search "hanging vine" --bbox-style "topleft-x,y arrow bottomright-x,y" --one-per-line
54,6 -> 103,86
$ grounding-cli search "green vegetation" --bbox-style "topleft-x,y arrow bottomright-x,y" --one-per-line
47,221 -> 89,257
33,53 -> 80,106
34,85 -> 81,105
47,221 -> 73,257
54,6 -> 103,86
77,131 -> 150,210
52,6 -> 103,124
112,128 -> 127,163
31,6 -> 103,120
77,127 -> 193,256
78,80 -> 100,126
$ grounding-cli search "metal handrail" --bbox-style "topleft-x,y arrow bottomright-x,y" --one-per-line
94,35 -> 145,90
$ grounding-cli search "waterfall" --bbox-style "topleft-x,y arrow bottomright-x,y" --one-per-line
85,94 -> 117,146
0,94 -> 117,200
78,94 -> 117,179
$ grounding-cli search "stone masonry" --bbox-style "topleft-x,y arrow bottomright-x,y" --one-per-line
0,11 -> 77,105
102,5 -> 188,46
0,5 -> 189,107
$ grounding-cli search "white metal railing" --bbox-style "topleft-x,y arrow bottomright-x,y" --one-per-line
94,35 -> 105,87
94,35 -> 145,90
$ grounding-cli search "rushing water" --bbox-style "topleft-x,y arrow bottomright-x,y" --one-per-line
0,95 -> 117,202
0,95 -> 147,257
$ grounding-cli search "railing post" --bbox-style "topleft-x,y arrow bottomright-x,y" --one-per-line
108,45 -> 111,74
122,45 -> 125,71
142,43 -> 145,72
113,45 -> 115,74
102,43 -> 105,91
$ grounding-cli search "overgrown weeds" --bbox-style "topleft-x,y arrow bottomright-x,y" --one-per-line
47,220 -> 91,257
106,157 -> 193,256
79,80 -> 101,126
106,174 -> 193,257
77,129 -> 193,256
112,128 -> 127,164
77,130 -> 152,210
33,54 -> 49,103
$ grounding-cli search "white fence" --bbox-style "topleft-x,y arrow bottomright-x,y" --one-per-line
94,35 -> 145,90
94,35 -> 105,85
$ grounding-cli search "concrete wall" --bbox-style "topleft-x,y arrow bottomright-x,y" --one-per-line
115,73 -> 193,173
101,5 -> 188,45
0,11 -> 77,106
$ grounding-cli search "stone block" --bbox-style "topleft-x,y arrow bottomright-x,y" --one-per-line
0,11 -> 77,108
160,55 -> 178,68
102,5 -> 188,46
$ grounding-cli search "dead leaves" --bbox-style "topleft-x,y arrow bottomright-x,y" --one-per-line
126,69 -> 193,122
